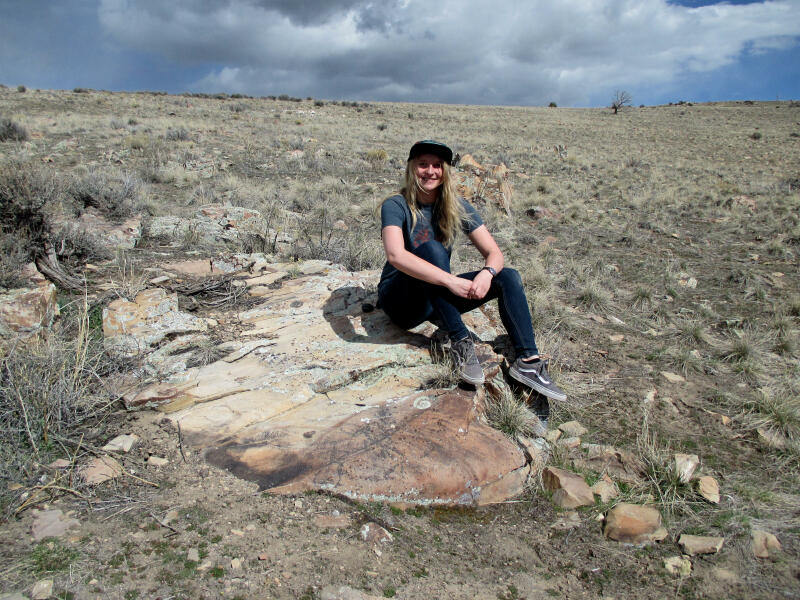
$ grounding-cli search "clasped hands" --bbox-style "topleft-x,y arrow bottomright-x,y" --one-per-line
446,269 -> 492,300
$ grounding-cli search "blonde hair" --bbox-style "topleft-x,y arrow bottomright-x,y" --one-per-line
398,158 -> 465,247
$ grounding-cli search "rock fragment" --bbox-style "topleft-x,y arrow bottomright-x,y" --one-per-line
31,509 -> 80,541
673,453 -> 699,483
558,421 -> 588,437
604,503 -> 666,544
661,371 -> 686,383
550,511 -> 581,530
542,467 -> 594,509
313,514 -> 352,529
0,283 -> 59,336
320,586 -> 384,600
678,534 -> 724,555
663,556 -> 692,576
82,456 -> 123,485
751,530 -> 781,559
102,433 -> 139,453
697,476 -> 720,504
30,580 -> 53,600
360,523 -> 392,545
590,475 -> 618,503
146,456 -> 169,467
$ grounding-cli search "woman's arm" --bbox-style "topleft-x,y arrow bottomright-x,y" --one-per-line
466,225 -> 504,300
382,226 -> 472,298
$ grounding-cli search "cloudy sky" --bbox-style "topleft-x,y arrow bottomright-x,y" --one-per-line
2,0 -> 799,106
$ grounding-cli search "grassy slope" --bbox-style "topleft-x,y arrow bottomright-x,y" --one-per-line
1,88 -> 798,599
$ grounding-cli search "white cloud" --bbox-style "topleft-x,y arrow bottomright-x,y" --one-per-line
96,0 -> 800,105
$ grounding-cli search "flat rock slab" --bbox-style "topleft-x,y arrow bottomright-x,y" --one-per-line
125,261 -> 528,505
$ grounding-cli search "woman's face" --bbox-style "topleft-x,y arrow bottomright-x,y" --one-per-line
413,154 -> 444,201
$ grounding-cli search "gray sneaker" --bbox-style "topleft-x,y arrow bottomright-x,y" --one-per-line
509,357 -> 567,401
450,337 -> 485,385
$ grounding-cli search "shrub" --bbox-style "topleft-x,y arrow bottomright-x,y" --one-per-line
0,160 -> 60,264
69,169 -> 143,222
16,84 -> 26,93
366,148 -> 388,165
0,301 -> 118,506
0,118 -> 28,142
549,101 -> 557,108
165,127 -> 189,141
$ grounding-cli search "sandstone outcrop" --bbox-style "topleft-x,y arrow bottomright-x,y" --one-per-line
0,282 -> 59,336
119,259 -> 532,506
147,204 -> 280,248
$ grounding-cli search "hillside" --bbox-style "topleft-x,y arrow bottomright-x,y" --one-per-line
0,87 -> 798,599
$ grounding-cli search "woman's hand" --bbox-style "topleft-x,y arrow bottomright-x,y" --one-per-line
445,274 -> 473,298
467,269 -> 492,299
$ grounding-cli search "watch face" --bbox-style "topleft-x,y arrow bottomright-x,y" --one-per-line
484,266 -> 497,276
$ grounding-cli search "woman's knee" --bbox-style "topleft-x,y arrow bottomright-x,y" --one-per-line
496,267 -> 523,288
413,240 -> 450,269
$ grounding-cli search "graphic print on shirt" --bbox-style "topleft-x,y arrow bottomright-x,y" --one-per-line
411,221 -> 434,249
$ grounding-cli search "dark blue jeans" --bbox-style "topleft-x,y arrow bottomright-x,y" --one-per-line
378,240 -> 539,357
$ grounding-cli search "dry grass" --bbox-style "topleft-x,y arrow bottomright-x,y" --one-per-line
1,88 -> 799,597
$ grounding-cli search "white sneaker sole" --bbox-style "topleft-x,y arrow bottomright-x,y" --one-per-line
509,365 -> 567,401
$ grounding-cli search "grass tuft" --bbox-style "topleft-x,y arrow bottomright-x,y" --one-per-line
485,386 -> 545,439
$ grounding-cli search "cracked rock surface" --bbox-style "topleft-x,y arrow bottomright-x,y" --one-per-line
117,259 -> 531,505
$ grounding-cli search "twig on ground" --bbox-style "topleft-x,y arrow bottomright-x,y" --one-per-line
178,422 -> 187,462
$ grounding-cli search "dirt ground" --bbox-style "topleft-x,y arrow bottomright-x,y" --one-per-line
1,89 -> 799,599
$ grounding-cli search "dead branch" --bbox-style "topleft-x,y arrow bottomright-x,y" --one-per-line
35,243 -> 84,291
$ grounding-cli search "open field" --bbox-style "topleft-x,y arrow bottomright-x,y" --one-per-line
1,87 -> 799,599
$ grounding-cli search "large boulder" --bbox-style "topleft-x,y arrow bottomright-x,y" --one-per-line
123,260 -> 531,506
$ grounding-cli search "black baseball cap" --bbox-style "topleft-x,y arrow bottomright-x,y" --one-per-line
407,140 -> 453,164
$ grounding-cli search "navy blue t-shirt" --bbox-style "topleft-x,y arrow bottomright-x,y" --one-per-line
378,194 -> 484,289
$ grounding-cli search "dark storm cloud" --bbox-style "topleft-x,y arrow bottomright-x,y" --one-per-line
2,0 -> 799,105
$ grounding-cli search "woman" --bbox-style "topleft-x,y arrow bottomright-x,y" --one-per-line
378,140 -> 566,401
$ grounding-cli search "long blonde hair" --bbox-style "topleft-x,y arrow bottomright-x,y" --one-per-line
399,158 -> 465,247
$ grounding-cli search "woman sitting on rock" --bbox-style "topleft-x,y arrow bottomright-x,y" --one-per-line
378,140 -> 566,401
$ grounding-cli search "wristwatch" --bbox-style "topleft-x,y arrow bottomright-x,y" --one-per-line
482,266 -> 497,278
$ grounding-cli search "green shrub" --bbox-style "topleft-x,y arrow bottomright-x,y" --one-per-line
0,160 -> 61,284
69,169 -> 143,222
0,117 -> 28,142
16,84 -> 26,93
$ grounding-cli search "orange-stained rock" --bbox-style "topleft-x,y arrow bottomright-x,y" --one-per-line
206,389 -> 528,506
0,283 -> 59,336
542,467 -> 594,508
604,503 -> 665,544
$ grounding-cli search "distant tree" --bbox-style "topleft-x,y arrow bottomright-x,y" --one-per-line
611,90 -> 632,114
549,101 -> 557,108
